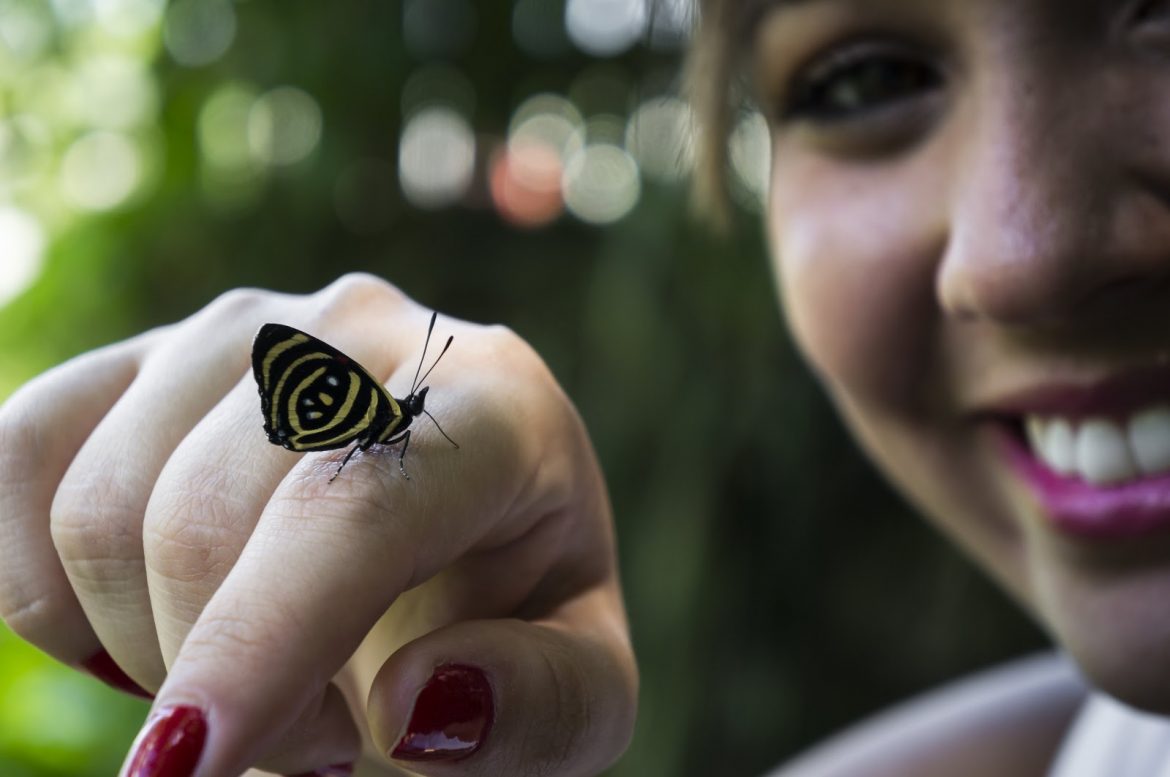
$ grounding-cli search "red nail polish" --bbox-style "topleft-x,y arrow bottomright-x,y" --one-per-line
285,764 -> 354,777
391,664 -> 494,762
125,705 -> 207,777
80,649 -> 154,700
285,762 -> 353,777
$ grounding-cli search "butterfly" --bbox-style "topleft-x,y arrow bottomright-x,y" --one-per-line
251,311 -> 458,481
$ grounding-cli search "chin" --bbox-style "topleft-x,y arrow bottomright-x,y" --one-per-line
1035,554 -> 1170,714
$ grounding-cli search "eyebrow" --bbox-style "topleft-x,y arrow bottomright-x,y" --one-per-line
739,0 -> 821,34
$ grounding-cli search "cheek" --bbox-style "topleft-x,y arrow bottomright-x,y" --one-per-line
765,154 -> 1031,602
767,157 -> 944,413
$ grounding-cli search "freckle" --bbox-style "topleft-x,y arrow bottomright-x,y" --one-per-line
319,392 -> 334,406
302,397 -> 314,407
306,410 -> 323,420
327,376 -> 340,387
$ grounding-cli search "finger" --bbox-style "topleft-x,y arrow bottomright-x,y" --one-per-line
0,335 -> 149,675
142,377 -> 299,666
121,682 -> 361,777
370,588 -> 637,776
51,290 -> 284,689
125,363 -> 536,777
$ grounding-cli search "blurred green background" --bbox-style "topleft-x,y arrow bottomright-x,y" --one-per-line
0,1 -> 1049,775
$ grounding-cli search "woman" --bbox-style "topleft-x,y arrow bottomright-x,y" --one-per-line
2,0 -> 1165,775
694,0 -> 1170,774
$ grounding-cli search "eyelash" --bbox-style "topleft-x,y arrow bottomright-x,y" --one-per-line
780,43 -> 942,124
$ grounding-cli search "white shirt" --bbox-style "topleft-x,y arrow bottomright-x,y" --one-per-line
1050,694 -> 1170,776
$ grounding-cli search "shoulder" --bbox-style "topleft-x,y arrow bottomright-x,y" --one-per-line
767,652 -> 1087,777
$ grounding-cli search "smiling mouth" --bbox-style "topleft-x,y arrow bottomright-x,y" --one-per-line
1021,407 -> 1170,486
983,364 -> 1170,538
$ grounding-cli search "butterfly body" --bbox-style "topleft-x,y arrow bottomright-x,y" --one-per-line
251,314 -> 454,481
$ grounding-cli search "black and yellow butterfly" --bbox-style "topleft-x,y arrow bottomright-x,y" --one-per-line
251,311 -> 458,481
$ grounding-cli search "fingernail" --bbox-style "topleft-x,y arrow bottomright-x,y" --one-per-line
391,664 -> 494,762
285,764 -> 354,777
79,649 -> 154,700
124,705 -> 207,777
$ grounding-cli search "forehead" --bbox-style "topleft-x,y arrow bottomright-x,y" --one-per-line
746,0 -> 1097,60
743,0 -> 1099,31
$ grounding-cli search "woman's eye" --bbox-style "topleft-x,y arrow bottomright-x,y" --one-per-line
782,48 -> 941,123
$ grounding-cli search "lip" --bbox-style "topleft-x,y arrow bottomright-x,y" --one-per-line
995,424 -> 1170,539
978,362 -> 1170,423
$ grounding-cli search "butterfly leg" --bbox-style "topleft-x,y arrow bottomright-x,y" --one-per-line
328,438 -> 372,483
381,429 -> 412,480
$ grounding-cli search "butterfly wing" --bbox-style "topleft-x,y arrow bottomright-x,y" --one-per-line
251,323 -> 402,452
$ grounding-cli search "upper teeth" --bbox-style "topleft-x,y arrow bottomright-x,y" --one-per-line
1026,405 -> 1170,485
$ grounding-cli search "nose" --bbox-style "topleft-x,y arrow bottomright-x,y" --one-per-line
936,71 -> 1170,327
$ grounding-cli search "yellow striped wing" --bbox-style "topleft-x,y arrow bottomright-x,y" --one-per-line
251,324 -> 403,452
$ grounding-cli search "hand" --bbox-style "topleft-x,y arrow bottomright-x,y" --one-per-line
0,274 -> 637,777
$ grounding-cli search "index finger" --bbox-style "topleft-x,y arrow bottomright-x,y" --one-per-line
122,367 -> 542,777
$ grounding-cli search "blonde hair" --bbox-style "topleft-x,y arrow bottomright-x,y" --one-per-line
683,0 -> 757,226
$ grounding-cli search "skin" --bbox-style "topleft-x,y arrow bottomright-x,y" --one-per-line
753,0 -> 1170,718
0,275 -> 636,776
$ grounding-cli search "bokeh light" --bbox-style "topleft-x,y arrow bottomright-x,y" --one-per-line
398,107 -> 476,209
0,0 -> 54,65
565,0 -> 647,57
197,81 -> 263,207
625,96 -> 694,182
198,81 -> 257,170
247,86 -> 323,167
491,142 -> 564,228
563,141 -> 640,224
0,206 -> 47,309
59,130 -> 144,211
66,54 -> 158,130
509,93 -> 584,159
163,0 -> 236,67
0,114 -> 52,196
729,110 -> 771,208
93,0 -> 166,39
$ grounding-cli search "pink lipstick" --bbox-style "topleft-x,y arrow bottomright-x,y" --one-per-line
999,426 -> 1170,539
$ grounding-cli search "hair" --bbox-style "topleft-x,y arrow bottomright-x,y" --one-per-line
683,0 -> 758,227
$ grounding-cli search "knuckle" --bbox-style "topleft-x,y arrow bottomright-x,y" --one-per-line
319,273 -> 405,316
510,641 -> 591,776
50,478 -> 144,575
202,287 -> 269,322
476,324 -> 579,439
143,475 -> 250,588
143,514 -> 236,589
183,603 -> 299,666
0,398 -> 43,486
480,323 -> 531,360
483,324 -> 558,392
546,646 -> 591,761
273,466 -> 405,545
0,589 -> 70,646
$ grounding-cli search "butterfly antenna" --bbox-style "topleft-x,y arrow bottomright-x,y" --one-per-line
410,311 -> 438,394
415,335 -> 453,390
423,409 -> 460,448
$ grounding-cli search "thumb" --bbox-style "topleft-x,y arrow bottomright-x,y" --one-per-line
369,591 -> 638,777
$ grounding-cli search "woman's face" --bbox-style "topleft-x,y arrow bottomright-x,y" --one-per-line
755,0 -> 1170,710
